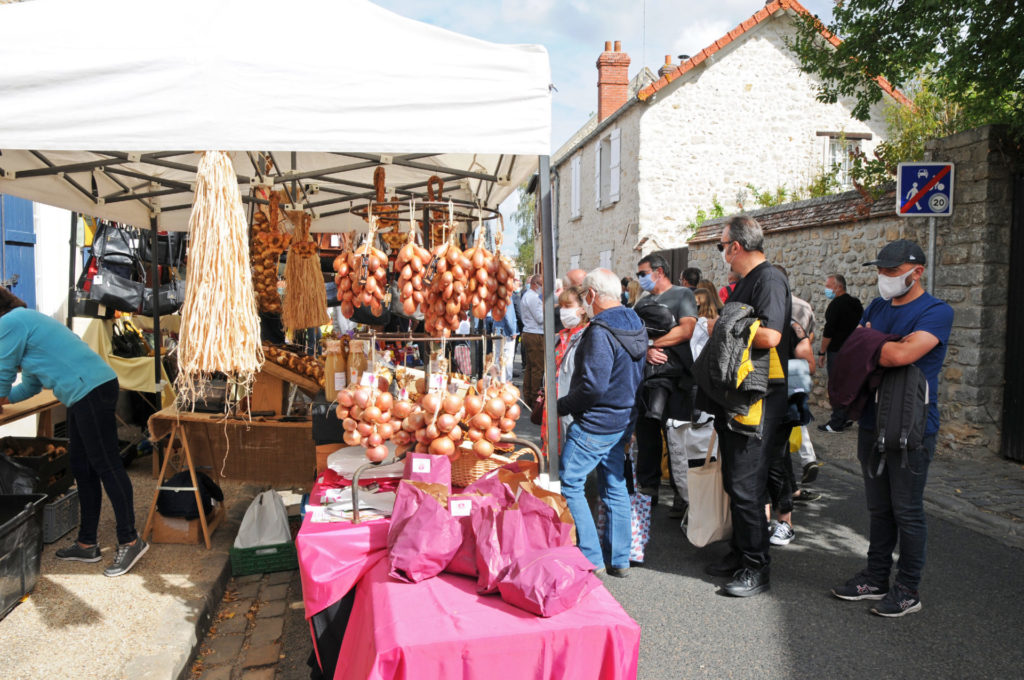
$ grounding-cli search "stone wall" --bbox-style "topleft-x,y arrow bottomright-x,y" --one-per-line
689,125 -> 1017,459
637,12 -> 890,255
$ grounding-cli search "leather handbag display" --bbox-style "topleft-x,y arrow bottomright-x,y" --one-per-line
92,221 -> 139,267
89,267 -> 144,313
141,277 -> 186,316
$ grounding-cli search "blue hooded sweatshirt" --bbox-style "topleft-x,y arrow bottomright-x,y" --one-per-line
557,305 -> 647,435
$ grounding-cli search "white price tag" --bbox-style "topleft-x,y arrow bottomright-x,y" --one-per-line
411,457 -> 431,474
334,373 -> 347,390
450,498 -> 472,517
93,275 -> 103,284
428,373 -> 446,391
360,371 -> 377,387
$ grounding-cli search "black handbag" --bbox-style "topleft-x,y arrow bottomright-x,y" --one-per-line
142,278 -> 186,316
92,221 -> 139,267
89,267 -> 145,313
111,320 -> 148,358
139,231 -> 186,266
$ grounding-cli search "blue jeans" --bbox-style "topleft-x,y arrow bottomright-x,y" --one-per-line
560,422 -> 631,569
857,427 -> 936,591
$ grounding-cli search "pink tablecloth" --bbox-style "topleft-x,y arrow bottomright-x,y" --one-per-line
295,502 -> 390,618
335,560 -> 641,680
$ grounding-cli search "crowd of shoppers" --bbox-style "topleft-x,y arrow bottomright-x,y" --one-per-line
540,220 -> 952,618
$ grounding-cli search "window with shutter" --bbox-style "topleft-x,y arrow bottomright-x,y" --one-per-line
570,156 -> 581,219
609,128 -> 620,204
599,250 -> 611,270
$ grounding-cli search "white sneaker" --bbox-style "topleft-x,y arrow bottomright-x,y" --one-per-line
769,521 -> 795,546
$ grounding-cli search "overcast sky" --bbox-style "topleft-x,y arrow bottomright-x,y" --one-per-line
374,0 -> 836,150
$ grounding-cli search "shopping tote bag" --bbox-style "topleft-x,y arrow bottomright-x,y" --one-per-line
686,430 -> 732,547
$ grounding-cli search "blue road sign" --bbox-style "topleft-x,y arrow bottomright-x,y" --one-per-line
897,162 -> 954,217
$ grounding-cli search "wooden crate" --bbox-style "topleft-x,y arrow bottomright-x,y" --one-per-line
150,502 -> 224,545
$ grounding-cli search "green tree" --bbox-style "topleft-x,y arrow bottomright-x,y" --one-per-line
510,184 -> 536,274
787,0 -> 1024,143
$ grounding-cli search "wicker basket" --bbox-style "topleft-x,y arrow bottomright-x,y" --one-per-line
450,446 -> 541,488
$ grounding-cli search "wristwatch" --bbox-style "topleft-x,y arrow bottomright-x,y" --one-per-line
648,340 -> 655,348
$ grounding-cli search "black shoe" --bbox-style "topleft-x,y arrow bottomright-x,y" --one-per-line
793,490 -> 821,505
705,552 -> 743,577
817,423 -> 844,433
668,497 -> 688,519
722,566 -> 770,597
801,461 -> 823,484
870,582 -> 922,617
606,566 -> 630,578
831,571 -> 889,601
55,541 -> 101,563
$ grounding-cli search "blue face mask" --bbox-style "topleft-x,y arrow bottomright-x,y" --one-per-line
638,273 -> 656,292
824,287 -> 836,300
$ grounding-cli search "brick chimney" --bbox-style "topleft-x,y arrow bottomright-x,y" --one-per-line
658,54 -> 675,78
596,40 -> 630,122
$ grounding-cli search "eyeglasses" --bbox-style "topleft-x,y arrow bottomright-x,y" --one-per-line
636,270 -> 651,278
716,240 -> 735,252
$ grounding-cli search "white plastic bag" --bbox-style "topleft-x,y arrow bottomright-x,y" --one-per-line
234,490 -> 291,549
685,430 -> 732,548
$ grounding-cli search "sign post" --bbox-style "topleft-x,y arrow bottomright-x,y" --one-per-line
897,162 -> 955,294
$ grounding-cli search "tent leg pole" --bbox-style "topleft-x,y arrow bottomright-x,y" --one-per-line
66,211 -> 77,329
538,156 -> 559,485
150,216 -> 162,388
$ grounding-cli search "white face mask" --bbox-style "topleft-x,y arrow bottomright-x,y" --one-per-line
878,271 -> 915,300
559,307 -> 582,328
582,291 -> 595,319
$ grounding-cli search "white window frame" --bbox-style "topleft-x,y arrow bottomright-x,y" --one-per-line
599,249 -> 612,270
825,135 -> 862,189
595,128 -> 621,209
570,155 -> 582,220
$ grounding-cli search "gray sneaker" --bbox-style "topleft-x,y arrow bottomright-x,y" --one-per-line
55,542 -> 101,563
769,521 -> 795,546
104,538 -> 149,577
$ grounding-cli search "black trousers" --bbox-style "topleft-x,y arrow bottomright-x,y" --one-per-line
68,378 -> 138,545
714,405 -> 789,569
635,408 -> 665,493
766,423 -> 798,514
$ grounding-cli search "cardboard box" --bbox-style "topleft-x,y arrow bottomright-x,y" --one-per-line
150,502 -> 224,544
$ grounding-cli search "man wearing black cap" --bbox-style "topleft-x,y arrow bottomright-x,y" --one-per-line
830,239 -> 953,617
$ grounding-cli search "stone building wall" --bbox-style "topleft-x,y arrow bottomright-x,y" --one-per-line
689,126 -> 1017,459
552,104 -> 643,279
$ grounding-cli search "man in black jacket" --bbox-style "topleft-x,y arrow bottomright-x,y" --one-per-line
705,216 -> 791,597
818,273 -> 863,432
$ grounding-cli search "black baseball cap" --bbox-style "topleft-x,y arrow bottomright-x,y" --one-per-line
863,239 -> 926,268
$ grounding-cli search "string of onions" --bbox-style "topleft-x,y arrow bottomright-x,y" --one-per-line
175,151 -> 264,410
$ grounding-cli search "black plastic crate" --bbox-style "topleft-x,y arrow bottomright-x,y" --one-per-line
0,437 -> 73,498
43,489 -> 79,544
0,494 -> 47,621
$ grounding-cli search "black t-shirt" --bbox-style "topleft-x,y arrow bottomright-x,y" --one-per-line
729,261 -> 792,405
634,285 -> 698,378
823,293 -> 864,352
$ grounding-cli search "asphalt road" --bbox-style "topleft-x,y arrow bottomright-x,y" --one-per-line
603,465 -> 1024,680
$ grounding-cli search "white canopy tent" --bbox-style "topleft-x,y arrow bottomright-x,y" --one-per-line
0,0 -> 550,231
0,0 -> 561,478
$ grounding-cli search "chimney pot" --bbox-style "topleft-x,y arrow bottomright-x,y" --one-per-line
664,55 -> 672,64
614,40 -> 621,52
604,40 -> 612,51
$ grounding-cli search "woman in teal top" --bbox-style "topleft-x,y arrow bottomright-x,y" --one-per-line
0,287 -> 147,577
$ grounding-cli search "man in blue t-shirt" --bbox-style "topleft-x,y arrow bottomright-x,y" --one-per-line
830,240 -> 953,618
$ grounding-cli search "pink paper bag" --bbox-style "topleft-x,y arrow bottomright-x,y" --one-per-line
445,492 -> 502,578
472,503 -> 528,594
497,546 -> 602,617
402,452 -> 452,494
518,490 -> 574,552
387,481 -> 462,583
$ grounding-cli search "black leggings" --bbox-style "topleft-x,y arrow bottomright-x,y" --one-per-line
68,378 -> 137,545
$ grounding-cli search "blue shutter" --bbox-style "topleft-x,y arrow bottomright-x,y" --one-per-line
1,195 -> 37,310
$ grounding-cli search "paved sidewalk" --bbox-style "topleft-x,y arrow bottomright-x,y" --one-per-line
808,417 -> 1024,550
191,568 -> 311,680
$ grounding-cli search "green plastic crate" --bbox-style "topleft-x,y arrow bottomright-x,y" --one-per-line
229,541 -> 297,576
